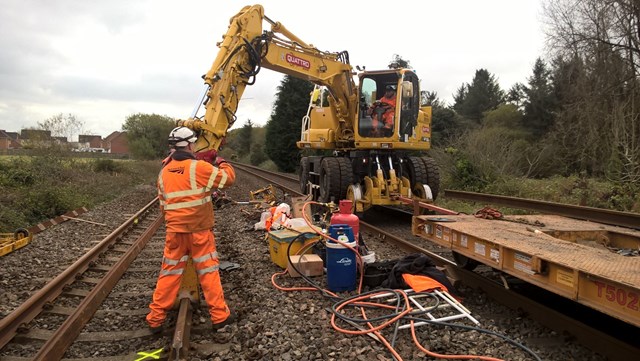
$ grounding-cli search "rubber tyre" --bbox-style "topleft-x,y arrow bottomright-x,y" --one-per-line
319,157 -> 353,203
420,157 -> 440,200
406,156 -> 428,188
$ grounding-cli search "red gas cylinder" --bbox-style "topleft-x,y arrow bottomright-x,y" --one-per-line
330,200 -> 360,244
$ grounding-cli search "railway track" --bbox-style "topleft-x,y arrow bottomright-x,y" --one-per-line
1,165 -> 637,360
232,162 -> 640,361
0,200 -> 167,360
0,197 -> 228,360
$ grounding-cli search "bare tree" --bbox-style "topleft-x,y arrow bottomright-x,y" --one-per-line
37,113 -> 85,142
543,0 -> 640,182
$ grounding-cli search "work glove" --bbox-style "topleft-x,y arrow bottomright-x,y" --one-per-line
214,156 -> 227,167
195,149 -> 217,164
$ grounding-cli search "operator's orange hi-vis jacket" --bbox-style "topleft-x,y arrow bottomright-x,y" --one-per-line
146,151 -> 236,328
372,95 -> 397,130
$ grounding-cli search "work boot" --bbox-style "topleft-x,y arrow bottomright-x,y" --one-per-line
148,324 -> 164,335
212,311 -> 237,331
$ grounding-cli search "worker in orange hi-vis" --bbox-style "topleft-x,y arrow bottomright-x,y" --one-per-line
369,84 -> 397,136
146,126 -> 237,333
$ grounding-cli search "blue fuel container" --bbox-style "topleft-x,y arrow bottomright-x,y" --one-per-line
326,224 -> 357,292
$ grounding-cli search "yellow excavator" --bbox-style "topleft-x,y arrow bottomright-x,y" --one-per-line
177,4 -> 439,214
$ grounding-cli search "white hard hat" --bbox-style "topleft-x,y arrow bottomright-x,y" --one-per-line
168,126 -> 197,147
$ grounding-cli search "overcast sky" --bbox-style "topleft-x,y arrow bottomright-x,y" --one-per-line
0,0 -> 546,139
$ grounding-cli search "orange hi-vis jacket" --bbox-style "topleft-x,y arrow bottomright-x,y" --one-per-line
372,95 -> 397,131
157,151 -> 235,232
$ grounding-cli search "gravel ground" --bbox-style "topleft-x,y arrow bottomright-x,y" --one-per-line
0,184 -> 157,319
0,169 -> 607,361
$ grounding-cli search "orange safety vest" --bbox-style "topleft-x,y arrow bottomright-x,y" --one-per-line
265,206 -> 285,230
158,157 -> 235,232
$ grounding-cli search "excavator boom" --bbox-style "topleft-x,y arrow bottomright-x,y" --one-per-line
178,4 -> 356,152
179,4 -> 440,213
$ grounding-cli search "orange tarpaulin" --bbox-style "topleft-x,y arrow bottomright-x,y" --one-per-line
402,273 -> 449,293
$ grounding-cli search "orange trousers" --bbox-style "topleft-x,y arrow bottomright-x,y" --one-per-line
146,230 -> 230,327
372,111 -> 394,133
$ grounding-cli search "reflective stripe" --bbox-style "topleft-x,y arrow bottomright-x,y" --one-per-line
166,187 -> 207,198
160,268 -> 184,276
158,172 -> 167,200
163,255 -> 189,266
159,200 -> 166,206
217,172 -> 228,189
193,251 -> 219,263
206,168 -> 219,190
164,196 -> 212,210
190,161 -> 197,190
196,265 -> 219,275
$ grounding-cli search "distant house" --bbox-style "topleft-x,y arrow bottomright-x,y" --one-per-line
0,130 -> 21,149
103,131 -> 129,154
21,129 -> 51,140
77,134 -> 104,152
78,135 -> 102,148
53,136 -> 68,144
20,129 -> 52,148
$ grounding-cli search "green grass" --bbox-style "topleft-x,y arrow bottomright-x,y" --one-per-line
0,154 -> 160,232
436,175 -> 640,214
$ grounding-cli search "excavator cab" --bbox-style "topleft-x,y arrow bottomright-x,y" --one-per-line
355,69 -> 424,147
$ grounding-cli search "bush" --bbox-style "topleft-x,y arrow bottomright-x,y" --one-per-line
0,155 -> 159,232
93,159 -> 121,173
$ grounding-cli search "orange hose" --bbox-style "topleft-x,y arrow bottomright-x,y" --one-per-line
270,201 -> 504,361
409,320 -> 504,361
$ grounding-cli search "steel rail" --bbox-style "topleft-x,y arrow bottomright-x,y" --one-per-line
33,213 -> 163,360
170,298 -> 193,361
0,197 -> 159,350
444,189 -> 640,229
230,162 -> 298,182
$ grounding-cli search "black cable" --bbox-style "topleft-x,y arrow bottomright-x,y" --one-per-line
285,232 -> 341,302
282,234 -> 539,360
405,316 -> 542,361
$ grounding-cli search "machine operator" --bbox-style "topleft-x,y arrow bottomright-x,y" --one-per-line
369,84 -> 397,136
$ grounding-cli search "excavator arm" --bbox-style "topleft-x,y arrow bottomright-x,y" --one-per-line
177,4 -> 357,153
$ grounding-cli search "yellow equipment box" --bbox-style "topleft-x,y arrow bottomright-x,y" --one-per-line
0,229 -> 32,257
268,226 -> 321,269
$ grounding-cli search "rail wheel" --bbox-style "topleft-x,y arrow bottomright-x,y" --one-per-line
14,228 -> 29,240
412,183 -> 433,215
319,157 -> 353,203
346,184 -> 365,218
452,251 -> 479,271
299,157 -> 310,194
420,157 -> 440,200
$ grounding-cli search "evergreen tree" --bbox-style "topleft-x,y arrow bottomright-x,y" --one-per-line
388,54 -> 411,69
506,83 -> 526,109
236,119 -> 254,157
422,90 -> 463,146
522,58 -> 556,137
452,69 -> 505,123
250,142 -> 268,165
265,75 -> 314,172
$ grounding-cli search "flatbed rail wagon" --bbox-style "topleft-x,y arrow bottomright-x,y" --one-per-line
412,214 -> 640,327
